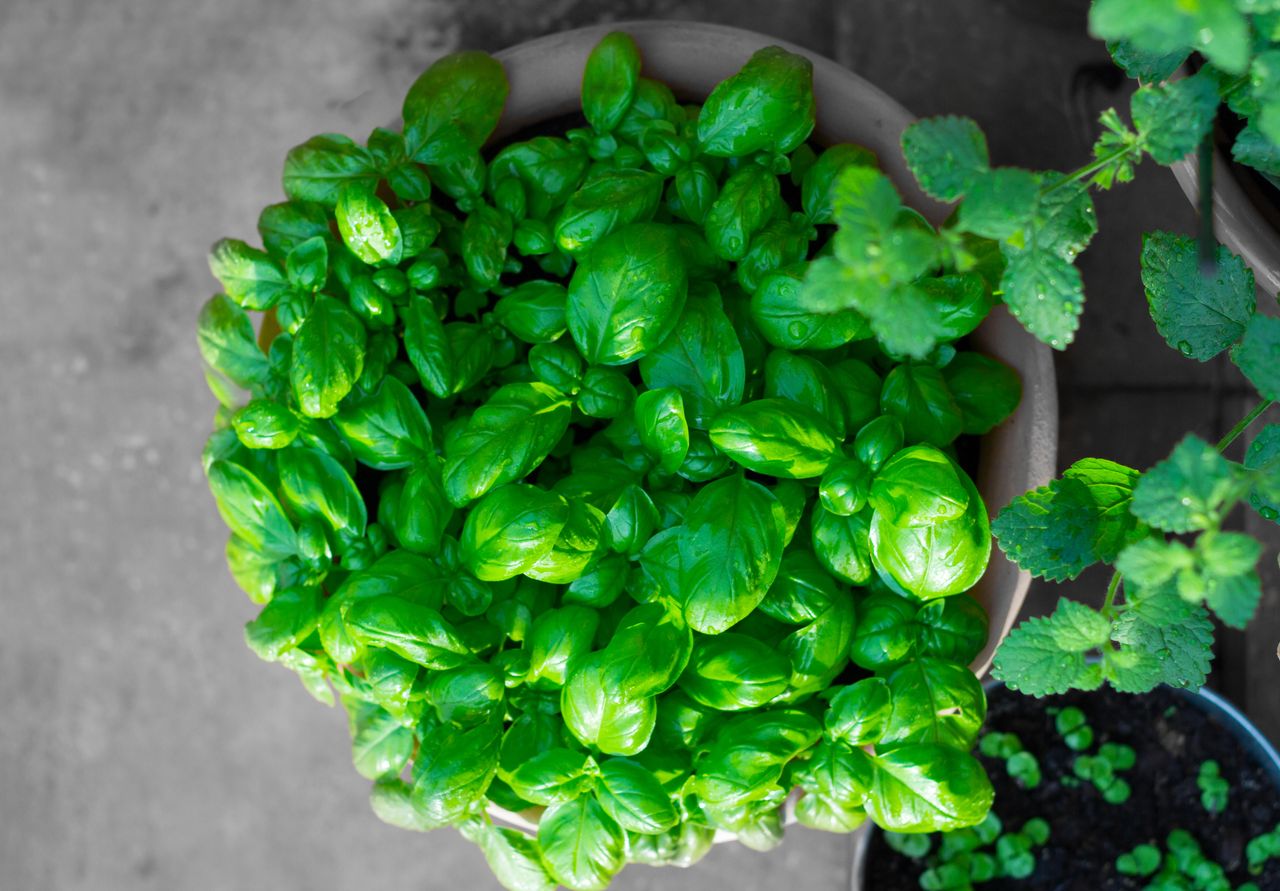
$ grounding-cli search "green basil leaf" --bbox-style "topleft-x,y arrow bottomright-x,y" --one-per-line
290,294 -> 367,419
850,592 -> 918,670
582,32 -> 641,134
244,585 -> 322,661
869,445 -> 971,526
492,280 -> 569,344
509,748 -> 598,806
537,795 -> 625,891
567,223 -> 688,365
635,387 -> 690,474
880,657 -> 987,750
336,182 -> 403,266
600,602 -> 693,698
346,596 -> 472,669
561,653 -> 657,756
208,460 -> 298,559
869,467 -> 991,600
639,285 -> 746,428
403,51 -> 508,165
459,483 -> 569,581
704,164 -> 782,261
604,484 -> 660,556
696,46 -> 815,157
752,266 -> 870,351
942,352 -> 1022,436
675,474 -> 786,634
463,818 -> 557,891
282,134 -> 378,207
347,700 -> 414,779
555,169 -> 665,256
258,200 -> 332,261
528,605 -> 601,689
825,678 -> 892,747
879,364 -> 963,447
764,349 -> 845,437
395,459 -> 454,555
208,239 -> 290,311
442,382 -> 573,505
319,550 -> 447,663
277,445 -> 367,539
811,504 -> 873,585
198,294 -> 271,390
693,709 -> 822,809
232,399 -> 300,450
677,633 -> 790,710
411,717 -> 501,827
333,376 -> 433,470
428,663 -> 506,727
596,759 -> 679,835
577,366 -> 636,419
865,743 -> 994,833
709,397 -> 840,479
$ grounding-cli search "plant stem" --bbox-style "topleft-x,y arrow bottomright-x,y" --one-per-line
1216,400 -> 1274,452
1041,145 -> 1134,196
1198,132 -> 1216,276
1101,570 -> 1122,618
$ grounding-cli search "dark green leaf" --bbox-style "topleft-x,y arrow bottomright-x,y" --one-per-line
1232,315 -> 1280,401
900,116 -> 990,202
208,239 -> 289,311
696,46 -> 815,157
282,134 -> 378,206
582,32 -> 641,134
402,51 -> 508,164
290,294 -> 367,419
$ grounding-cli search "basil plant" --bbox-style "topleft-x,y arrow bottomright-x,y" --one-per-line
198,31 -> 1019,891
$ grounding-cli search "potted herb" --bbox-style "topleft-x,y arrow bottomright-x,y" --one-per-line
197,22 -> 1056,891
856,682 -> 1280,889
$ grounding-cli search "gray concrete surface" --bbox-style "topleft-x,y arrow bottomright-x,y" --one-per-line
1,1 -> 1275,889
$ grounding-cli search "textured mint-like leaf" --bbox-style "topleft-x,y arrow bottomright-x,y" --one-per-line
1130,435 -> 1240,533
1106,39 -> 1189,83
993,458 -> 1146,581
955,168 -> 1039,240
1091,0 -> 1250,75
1106,586 -> 1213,693
1114,538 -> 1192,588
900,116 -> 989,202
991,600 -> 1109,697
798,258 -> 944,361
999,247 -> 1083,350
1140,231 -> 1255,361
1232,124 -> 1280,177
1232,315 -> 1280,401
1131,72 -> 1219,164
1245,424 -> 1280,523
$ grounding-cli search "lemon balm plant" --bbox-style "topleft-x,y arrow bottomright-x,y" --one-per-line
196,31 -> 1028,890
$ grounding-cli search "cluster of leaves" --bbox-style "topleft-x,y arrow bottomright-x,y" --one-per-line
1072,741 -> 1137,805
1092,0 -> 1280,191
884,811 -> 1051,890
199,32 -> 1030,890
1055,705 -> 1095,751
1117,830 -> 1261,891
986,227 -> 1280,696
978,731 -> 1042,789
1197,759 -> 1231,814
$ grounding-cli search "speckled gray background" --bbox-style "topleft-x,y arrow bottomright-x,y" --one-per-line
3,1 -> 1276,888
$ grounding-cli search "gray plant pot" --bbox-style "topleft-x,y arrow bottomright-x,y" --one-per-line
848,683 -> 1280,890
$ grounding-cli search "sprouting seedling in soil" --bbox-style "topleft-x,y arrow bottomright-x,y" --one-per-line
978,731 -> 1041,789
1196,760 -> 1229,814
1073,742 -> 1136,805
906,812 -> 1050,890
886,831 -> 934,860
1116,843 -> 1162,877
1055,707 -> 1094,751
1247,824 -> 1280,875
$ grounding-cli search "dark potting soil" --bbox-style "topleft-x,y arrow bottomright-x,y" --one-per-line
864,685 -> 1280,890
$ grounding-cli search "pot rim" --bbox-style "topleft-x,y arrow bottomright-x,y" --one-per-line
848,681 -> 1280,890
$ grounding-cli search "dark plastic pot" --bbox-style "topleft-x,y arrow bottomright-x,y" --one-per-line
849,682 -> 1280,889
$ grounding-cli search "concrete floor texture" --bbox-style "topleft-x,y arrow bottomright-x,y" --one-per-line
3,1 -> 1277,889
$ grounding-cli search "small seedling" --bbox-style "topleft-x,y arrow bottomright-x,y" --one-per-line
1072,740 -> 1135,805
886,831 -> 933,860
1197,760 -> 1229,814
1055,707 -> 1094,751
977,731 -> 1041,789
1246,824 -> 1280,875
1116,843 -> 1161,877
1006,751 -> 1042,790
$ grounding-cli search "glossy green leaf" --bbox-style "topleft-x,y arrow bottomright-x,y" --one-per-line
567,223 -> 688,365
346,596 -> 472,670
442,382 -> 572,505
865,743 -> 994,833
596,759 -> 679,835
635,387 -> 690,474
677,633 -> 790,711
197,295 -> 270,390
403,51 -> 508,164
537,795 -> 625,891
282,134 -> 378,206
460,484 -> 569,581
290,294 -> 367,419
696,46 -> 815,157
708,398 -> 840,479
208,239 -> 289,311
582,32 -> 641,133
208,460 -> 297,559
675,475 -> 787,634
